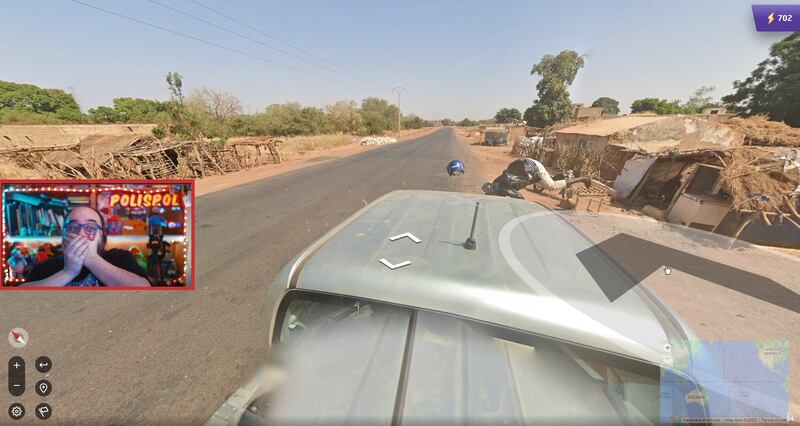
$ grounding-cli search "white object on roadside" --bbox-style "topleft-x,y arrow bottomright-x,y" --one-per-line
360,136 -> 398,146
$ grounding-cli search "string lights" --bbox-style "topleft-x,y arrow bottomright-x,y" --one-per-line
3,186 -> 171,194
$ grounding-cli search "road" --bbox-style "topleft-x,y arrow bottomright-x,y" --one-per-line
0,128 -> 485,424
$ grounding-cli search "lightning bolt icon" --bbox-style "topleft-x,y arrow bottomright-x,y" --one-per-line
768,12 -> 774,24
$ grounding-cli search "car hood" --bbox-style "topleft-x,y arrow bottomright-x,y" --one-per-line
292,190 -> 687,364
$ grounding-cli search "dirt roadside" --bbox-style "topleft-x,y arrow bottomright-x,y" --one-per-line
195,127 -> 438,196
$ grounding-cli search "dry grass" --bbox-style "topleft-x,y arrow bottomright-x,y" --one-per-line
721,148 -> 800,212
280,134 -> 357,158
724,115 -> 800,147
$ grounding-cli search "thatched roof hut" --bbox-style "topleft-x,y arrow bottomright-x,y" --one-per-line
720,147 -> 800,213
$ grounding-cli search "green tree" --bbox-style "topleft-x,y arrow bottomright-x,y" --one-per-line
360,97 -> 398,134
591,97 -> 620,115
524,50 -> 585,127
722,34 -> 800,126
165,72 -> 184,104
494,107 -> 522,123
326,100 -> 363,133
88,98 -> 166,123
630,98 -> 684,115
683,86 -> 720,113
87,106 -> 120,123
441,118 -> 454,126
458,118 -> 477,126
0,81 -> 86,123
402,114 -> 427,129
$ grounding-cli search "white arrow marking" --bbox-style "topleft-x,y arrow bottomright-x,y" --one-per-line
389,232 -> 421,243
379,258 -> 411,270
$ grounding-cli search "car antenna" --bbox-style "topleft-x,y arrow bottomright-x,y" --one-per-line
463,201 -> 480,250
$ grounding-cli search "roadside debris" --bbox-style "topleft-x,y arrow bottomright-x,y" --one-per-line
360,136 -> 397,146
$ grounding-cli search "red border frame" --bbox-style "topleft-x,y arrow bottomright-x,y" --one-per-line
0,179 -> 196,291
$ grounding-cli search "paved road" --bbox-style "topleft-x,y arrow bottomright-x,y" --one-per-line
0,128 -> 485,424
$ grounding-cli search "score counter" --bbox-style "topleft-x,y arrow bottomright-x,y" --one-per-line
752,4 -> 800,31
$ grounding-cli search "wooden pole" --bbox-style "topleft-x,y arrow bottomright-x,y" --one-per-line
732,212 -> 759,241
192,145 -> 206,177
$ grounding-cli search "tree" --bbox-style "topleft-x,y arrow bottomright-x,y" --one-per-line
360,97 -> 398,134
0,80 -> 86,123
684,86 -> 720,113
524,50 -> 585,127
722,34 -> 800,126
630,98 -> 684,115
494,107 -> 522,123
187,87 -> 243,121
326,100 -> 363,133
441,118 -> 454,126
591,97 -> 620,115
87,106 -> 119,123
402,114 -> 427,129
88,98 -> 166,123
458,118 -> 477,126
165,72 -> 184,104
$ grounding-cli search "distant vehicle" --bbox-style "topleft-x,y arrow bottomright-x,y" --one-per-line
208,190 -> 702,426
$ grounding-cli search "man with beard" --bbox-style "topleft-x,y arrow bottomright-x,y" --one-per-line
21,206 -> 150,287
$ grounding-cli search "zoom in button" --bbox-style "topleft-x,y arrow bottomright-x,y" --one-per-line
7,357 -> 25,396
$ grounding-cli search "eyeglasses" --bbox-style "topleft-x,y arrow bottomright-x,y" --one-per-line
64,222 -> 102,236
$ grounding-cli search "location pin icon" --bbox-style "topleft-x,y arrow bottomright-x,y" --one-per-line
36,380 -> 50,396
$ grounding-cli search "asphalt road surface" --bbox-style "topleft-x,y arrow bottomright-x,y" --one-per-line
0,128 -> 486,424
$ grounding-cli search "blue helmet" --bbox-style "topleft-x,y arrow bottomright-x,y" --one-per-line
447,160 -> 465,176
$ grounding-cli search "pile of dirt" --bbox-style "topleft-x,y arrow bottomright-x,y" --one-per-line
723,115 -> 800,147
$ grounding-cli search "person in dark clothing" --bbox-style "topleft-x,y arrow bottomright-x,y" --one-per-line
483,158 -> 592,199
20,206 -> 150,287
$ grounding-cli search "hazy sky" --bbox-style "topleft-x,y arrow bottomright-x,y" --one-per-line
0,0 -> 786,119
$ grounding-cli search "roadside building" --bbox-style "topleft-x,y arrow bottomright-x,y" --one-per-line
479,125 -> 526,147
519,115 -> 799,248
550,115 -> 741,180
571,103 -> 605,122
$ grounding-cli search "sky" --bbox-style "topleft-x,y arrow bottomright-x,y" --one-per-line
0,0 -> 788,119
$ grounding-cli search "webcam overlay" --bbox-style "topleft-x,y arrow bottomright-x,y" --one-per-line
1,180 -> 194,289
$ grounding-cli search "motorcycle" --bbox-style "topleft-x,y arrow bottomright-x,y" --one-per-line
482,168 -> 590,201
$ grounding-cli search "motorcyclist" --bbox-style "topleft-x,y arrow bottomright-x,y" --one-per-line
483,158 -> 591,199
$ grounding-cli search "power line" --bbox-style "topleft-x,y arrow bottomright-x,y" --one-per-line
146,0 -> 388,91
186,0 -> 388,90
68,0 -> 384,93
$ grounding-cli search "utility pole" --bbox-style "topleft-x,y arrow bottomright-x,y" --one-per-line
393,86 -> 406,134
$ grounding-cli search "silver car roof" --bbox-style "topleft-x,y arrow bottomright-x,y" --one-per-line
263,308 -> 660,425
285,190 -> 686,365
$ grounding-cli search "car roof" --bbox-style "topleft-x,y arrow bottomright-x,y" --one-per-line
285,190 -> 685,364
263,308 -> 659,425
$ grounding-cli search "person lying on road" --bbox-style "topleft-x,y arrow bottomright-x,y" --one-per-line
487,158 -> 591,199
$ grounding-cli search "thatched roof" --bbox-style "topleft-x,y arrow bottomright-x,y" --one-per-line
0,124 -> 156,150
43,134 -> 158,167
722,116 -> 800,147
555,116 -> 668,137
720,147 -> 800,213
0,126 -> 79,150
